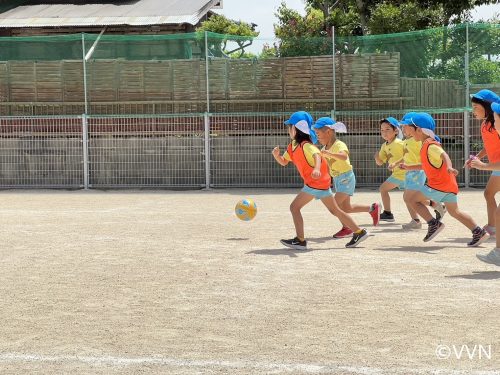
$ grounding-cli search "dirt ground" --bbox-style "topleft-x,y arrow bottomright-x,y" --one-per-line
0,189 -> 498,375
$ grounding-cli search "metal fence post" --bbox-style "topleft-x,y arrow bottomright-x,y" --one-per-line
205,31 -> 210,113
82,33 -> 89,116
464,23 -> 470,188
82,114 -> 89,189
332,26 -> 336,117
204,112 -> 211,189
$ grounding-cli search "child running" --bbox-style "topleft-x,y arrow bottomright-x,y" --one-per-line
472,101 -> 500,266
374,117 -> 405,222
465,90 -> 500,237
392,112 -> 446,230
272,111 -> 369,249
313,116 -> 380,239
404,112 -> 489,246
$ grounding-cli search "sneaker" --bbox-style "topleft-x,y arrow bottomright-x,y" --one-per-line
345,229 -> 369,248
476,248 -> 500,266
433,203 -> 447,221
369,203 -> 381,226
402,219 -> 422,230
423,219 -> 445,242
380,211 -> 395,222
280,237 -> 307,250
333,226 -> 353,239
483,225 -> 496,237
468,228 -> 490,247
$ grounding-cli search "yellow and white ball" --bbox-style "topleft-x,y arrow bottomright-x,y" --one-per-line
235,198 -> 257,221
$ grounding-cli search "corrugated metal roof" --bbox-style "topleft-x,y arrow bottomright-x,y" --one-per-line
0,0 -> 218,27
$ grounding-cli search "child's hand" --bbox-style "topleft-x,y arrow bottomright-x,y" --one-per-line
447,167 -> 459,176
399,163 -> 407,170
272,146 -> 280,157
388,163 -> 396,170
374,152 -> 383,166
311,169 -> 321,179
470,159 -> 487,170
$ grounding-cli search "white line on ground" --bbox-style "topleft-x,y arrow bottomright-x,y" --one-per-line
0,353 -> 498,375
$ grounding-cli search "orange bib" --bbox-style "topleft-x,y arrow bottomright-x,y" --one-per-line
287,141 -> 331,190
420,139 -> 458,194
481,121 -> 500,163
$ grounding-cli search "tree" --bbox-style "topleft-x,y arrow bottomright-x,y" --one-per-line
196,14 -> 259,58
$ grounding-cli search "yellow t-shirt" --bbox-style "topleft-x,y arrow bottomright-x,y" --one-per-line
427,144 -> 444,168
379,138 -> 405,181
321,139 -> 353,177
403,137 -> 422,166
283,141 -> 321,167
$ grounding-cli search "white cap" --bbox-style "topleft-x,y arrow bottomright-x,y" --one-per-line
293,119 -> 310,135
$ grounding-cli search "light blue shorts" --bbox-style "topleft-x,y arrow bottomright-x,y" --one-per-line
421,184 -> 458,203
333,170 -> 356,196
302,185 -> 333,200
386,175 -> 405,190
492,171 -> 500,177
405,170 -> 426,191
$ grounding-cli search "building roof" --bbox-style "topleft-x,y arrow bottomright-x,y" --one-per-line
0,0 -> 220,28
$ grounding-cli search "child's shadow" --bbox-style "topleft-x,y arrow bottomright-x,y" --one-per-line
372,245 -> 446,254
246,248 -> 311,257
446,271 -> 500,280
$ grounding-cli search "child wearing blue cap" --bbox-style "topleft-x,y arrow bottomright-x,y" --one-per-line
313,116 -> 380,239
472,102 -> 500,266
404,112 -> 489,246
394,112 -> 446,230
272,111 -> 369,249
467,89 -> 500,237
374,117 -> 405,222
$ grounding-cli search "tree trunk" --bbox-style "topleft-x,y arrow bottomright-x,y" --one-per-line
354,0 -> 368,35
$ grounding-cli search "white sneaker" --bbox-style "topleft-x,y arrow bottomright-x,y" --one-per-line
402,219 -> 422,230
483,225 -> 496,237
433,203 -> 447,221
477,248 -> 500,266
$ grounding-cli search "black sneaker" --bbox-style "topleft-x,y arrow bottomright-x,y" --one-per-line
280,237 -> 307,250
345,229 -> 369,248
380,211 -> 395,222
468,228 -> 489,247
423,219 -> 445,242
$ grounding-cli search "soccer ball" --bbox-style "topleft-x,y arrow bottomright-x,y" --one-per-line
235,198 -> 257,221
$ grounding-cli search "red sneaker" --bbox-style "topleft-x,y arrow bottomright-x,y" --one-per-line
333,227 -> 353,239
369,202 -> 381,226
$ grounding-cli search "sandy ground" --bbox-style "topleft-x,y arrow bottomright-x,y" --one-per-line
0,189 -> 498,375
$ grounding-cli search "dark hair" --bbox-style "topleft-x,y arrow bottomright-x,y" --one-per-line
293,127 -> 312,144
472,97 -> 495,132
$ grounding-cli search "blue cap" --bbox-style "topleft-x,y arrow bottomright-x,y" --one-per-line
381,117 -> 400,129
284,111 -> 313,126
399,112 -> 417,125
492,102 -> 500,115
312,117 -> 336,129
400,112 -> 439,141
471,89 -> 500,104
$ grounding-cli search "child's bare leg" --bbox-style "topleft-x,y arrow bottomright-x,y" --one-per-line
379,181 -> 398,212
403,190 -> 419,220
444,202 -> 478,230
321,195 -> 360,232
336,192 -> 370,213
484,175 -> 500,227
290,192 -> 314,239
409,191 -> 434,222
496,204 -> 500,248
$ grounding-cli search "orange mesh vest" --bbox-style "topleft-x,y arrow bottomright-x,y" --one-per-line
420,139 -> 458,194
481,121 -> 500,163
287,141 -> 331,190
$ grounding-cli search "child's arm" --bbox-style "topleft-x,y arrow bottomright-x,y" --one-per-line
272,146 -> 289,166
321,149 -> 348,161
374,151 -> 384,166
441,152 -> 458,176
471,159 -> 500,171
399,163 -> 422,171
464,148 -> 486,168
389,157 -> 403,170
311,153 -> 322,179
